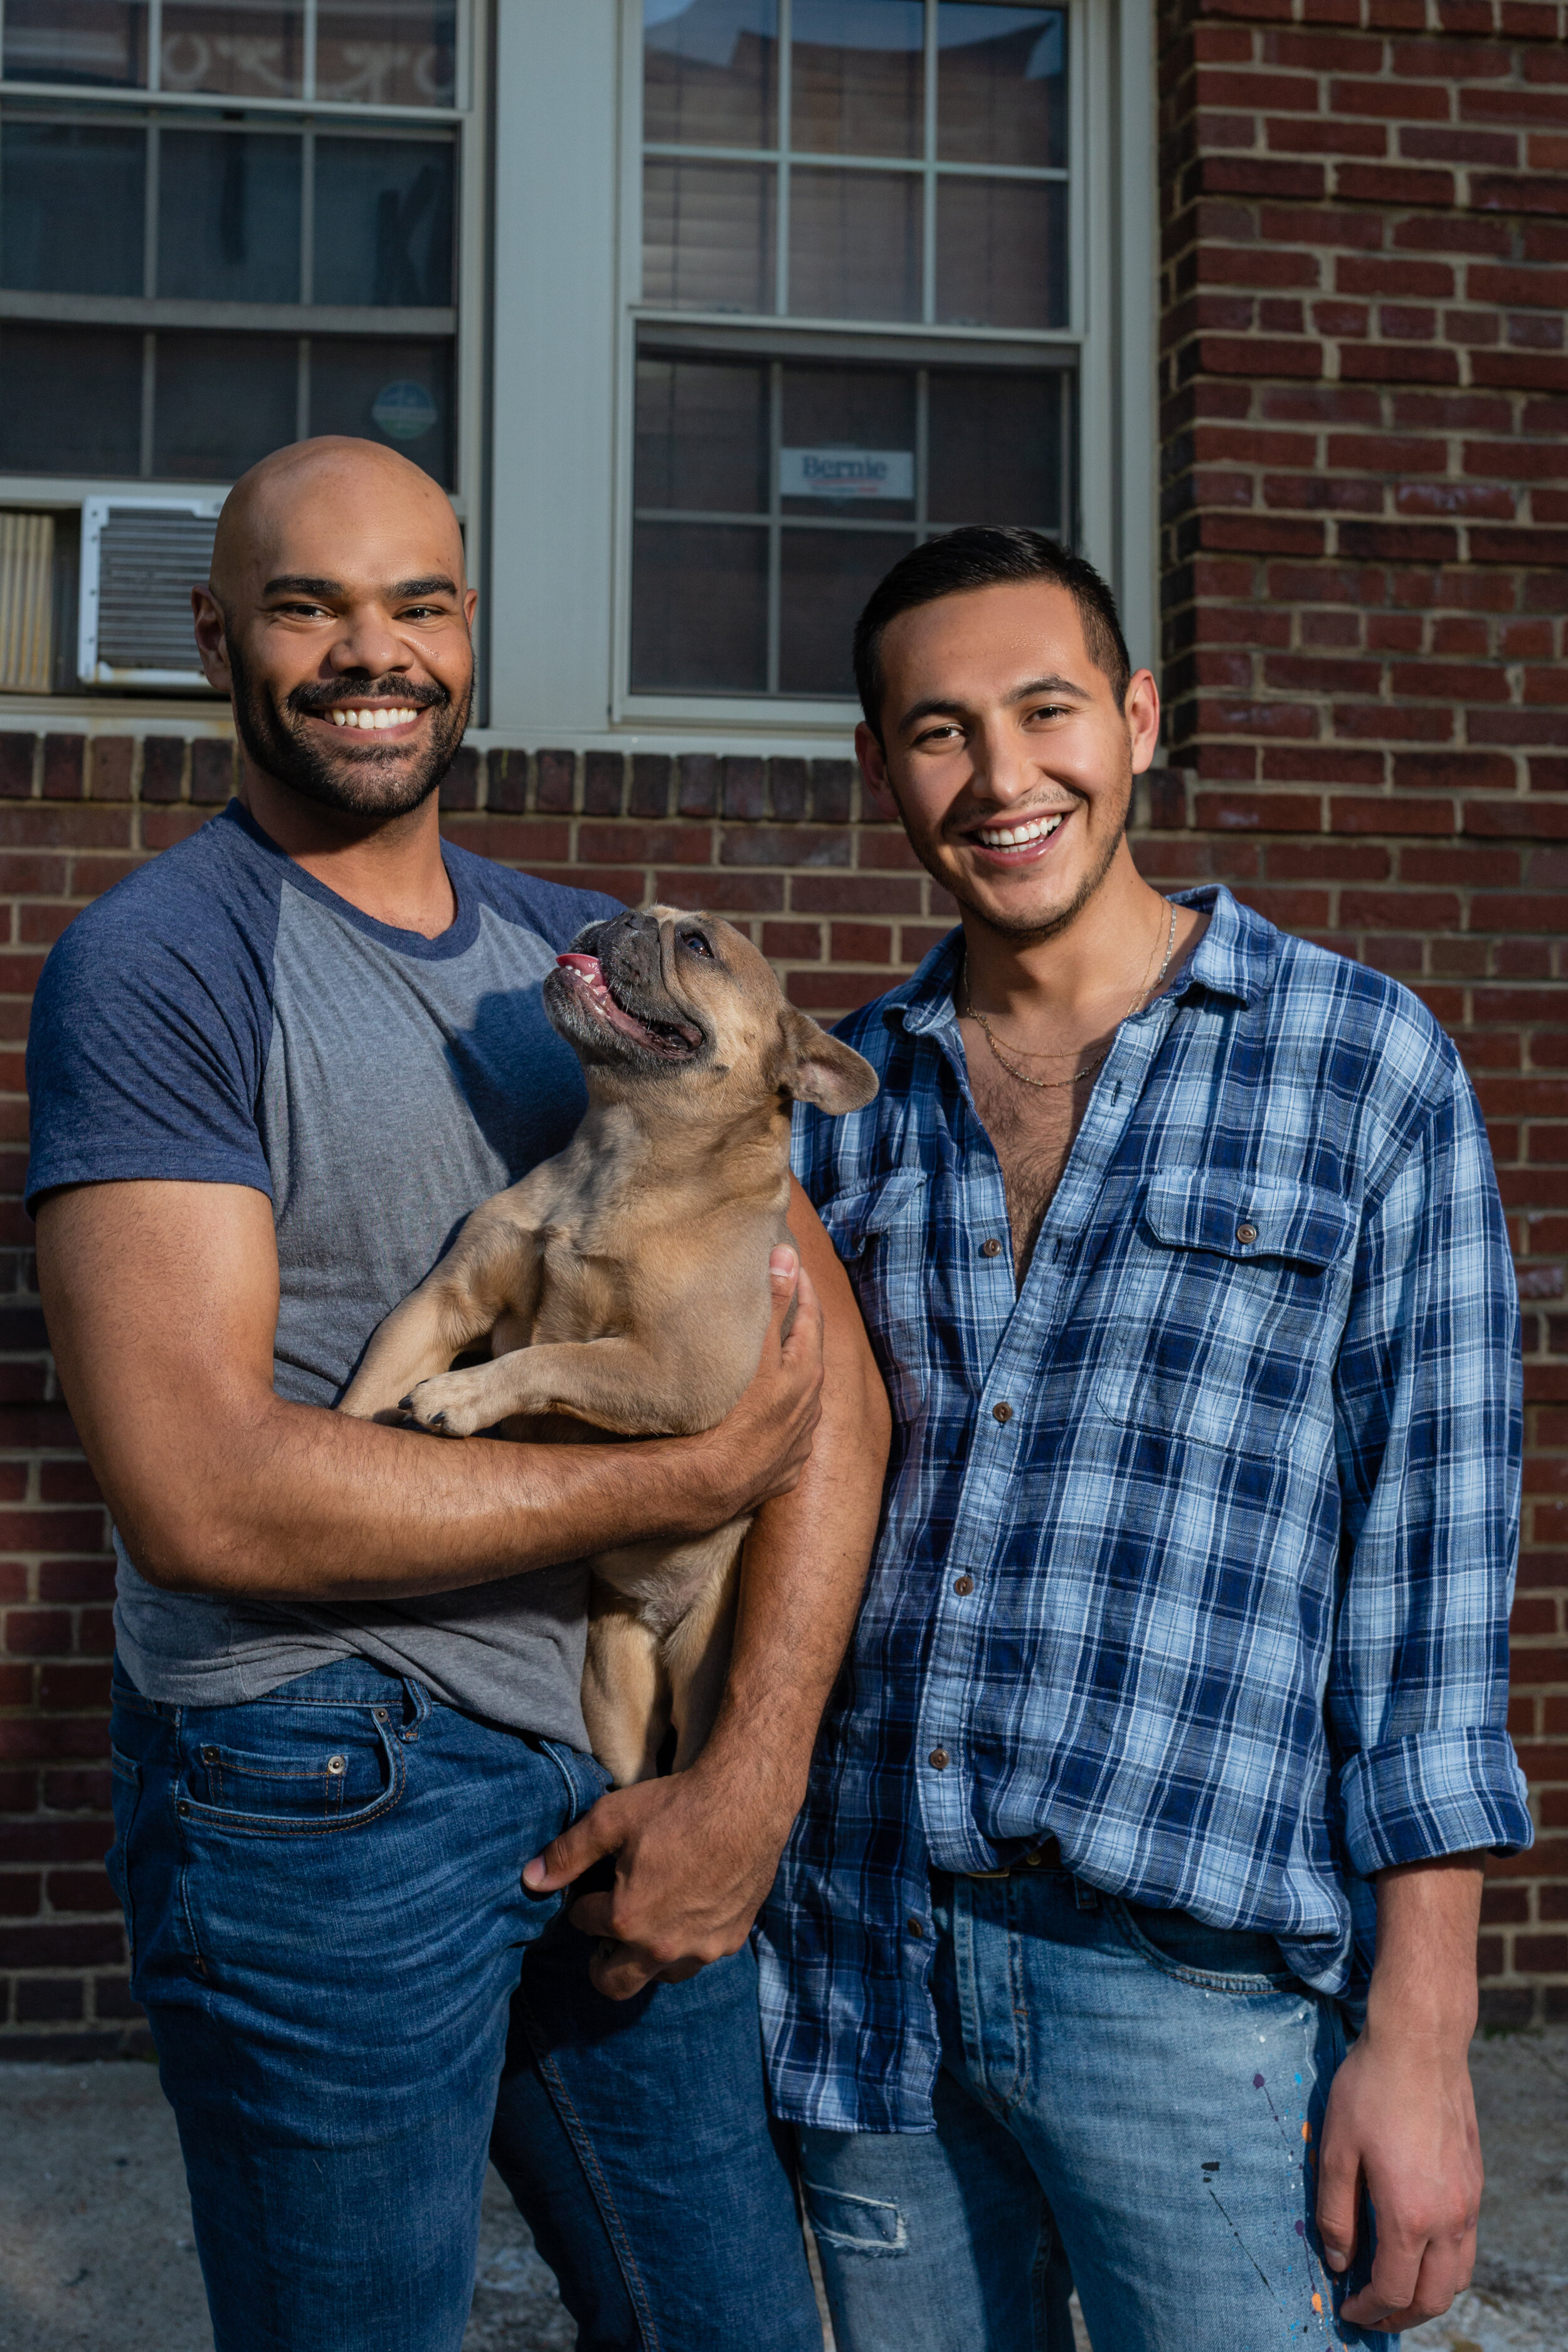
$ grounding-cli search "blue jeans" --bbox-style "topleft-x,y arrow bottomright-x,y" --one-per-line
109,1656 -> 820,2352
797,1863 -> 1394,2352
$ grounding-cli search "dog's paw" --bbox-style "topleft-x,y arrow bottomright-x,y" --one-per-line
398,1372 -> 487,1437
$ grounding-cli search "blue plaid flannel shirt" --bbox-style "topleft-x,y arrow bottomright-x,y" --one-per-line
758,884 -> 1531,2133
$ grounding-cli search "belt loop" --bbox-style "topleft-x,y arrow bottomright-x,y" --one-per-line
399,1677 -> 432,1738
1073,1877 -> 1100,1913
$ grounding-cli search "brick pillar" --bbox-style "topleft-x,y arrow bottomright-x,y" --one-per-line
1157,0 -> 1568,2018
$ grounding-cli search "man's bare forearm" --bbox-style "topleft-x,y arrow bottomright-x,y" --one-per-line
1365,1851 -> 1483,2047
36,1180 -> 820,1603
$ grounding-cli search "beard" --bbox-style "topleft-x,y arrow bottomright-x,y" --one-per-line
227,637 -> 472,821
902,758 -> 1133,946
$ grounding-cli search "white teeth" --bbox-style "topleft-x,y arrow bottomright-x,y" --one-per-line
977,812 -> 1066,849
329,706 -> 420,729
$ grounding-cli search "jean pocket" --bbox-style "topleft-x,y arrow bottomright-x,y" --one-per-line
174,1704 -> 405,1837
1111,1897 -> 1299,1993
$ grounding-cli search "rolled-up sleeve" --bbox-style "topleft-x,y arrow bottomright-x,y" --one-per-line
1329,1055 -> 1532,1875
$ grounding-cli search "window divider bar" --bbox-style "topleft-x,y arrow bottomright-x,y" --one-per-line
775,0 -> 791,319
299,126 -> 315,305
303,0 -> 319,103
147,0 -> 163,94
922,0 -> 937,326
766,356 -> 783,694
915,366 -> 929,539
143,120 -> 160,300
296,335 -> 311,440
139,330 -> 156,478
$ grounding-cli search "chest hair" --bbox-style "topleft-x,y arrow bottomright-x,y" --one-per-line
961,1023 -> 1098,1283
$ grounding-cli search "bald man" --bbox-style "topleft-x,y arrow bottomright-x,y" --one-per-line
26,440 -> 887,2351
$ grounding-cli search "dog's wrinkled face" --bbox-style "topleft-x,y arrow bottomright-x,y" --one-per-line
543,907 -> 877,1118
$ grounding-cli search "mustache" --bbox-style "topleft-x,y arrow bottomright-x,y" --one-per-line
285,677 -> 450,719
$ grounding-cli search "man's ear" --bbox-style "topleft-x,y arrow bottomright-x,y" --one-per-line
781,1010 -> 879,1116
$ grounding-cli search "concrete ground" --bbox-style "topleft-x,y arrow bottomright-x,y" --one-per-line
0,2032 -> 1560,2351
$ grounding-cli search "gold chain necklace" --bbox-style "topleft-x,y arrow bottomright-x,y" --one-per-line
962,903 -> 1179,1091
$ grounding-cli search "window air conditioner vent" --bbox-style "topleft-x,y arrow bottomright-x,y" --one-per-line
78,497 -> 223,691
0,512 -> 55,694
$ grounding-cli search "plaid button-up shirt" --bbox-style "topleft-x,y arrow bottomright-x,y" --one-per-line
758,885 -> 1530,2133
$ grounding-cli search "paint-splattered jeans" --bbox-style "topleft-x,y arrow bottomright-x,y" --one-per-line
797,1861 -> 1395,2352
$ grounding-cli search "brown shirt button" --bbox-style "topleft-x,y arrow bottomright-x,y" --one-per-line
953,1574 -> 974,1596
929,1748 -> 950,1771
992,1401 -> 1013,1424
980,1237 -> 1002,1258
1236,1222 -> 1258,1245
908,1916 -> 924,1937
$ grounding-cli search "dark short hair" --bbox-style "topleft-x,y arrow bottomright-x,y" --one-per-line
852,526 -> 1132,739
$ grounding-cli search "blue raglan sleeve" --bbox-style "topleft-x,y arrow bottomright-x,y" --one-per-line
1328,1054 -> 1532,1871
25,875 -> 275,1214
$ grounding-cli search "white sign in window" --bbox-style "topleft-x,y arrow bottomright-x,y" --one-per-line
780,447 -> 915,501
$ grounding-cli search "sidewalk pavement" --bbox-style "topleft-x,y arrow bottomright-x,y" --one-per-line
0,2032 -> 1560,2351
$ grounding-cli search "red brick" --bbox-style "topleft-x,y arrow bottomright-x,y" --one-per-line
1194,792 -> 1323,830
1335,163 -> 1455,205
1331,795 -> 1457,832
784,972 -> 891,1014
789,877 -> 924,917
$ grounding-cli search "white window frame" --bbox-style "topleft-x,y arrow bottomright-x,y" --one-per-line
0,0 -> 487,715
608,0 -> 1155,740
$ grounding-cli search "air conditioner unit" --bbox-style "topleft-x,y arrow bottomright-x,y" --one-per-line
78,497 -> 223,691
0,512 -> 55,693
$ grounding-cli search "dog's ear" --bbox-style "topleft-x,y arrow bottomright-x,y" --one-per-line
780,1010 -> 879,1116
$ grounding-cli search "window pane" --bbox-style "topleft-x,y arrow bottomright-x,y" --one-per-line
644,0 -> 778,150
158,132 -> 302,304
789,168 -> 919,321
937,5 -> 1065,168
4,1 -> 147,88
154,331 -> 297,479
635,356 -> 768,513
780,529 -> 911,695
313,137 -> 453,307
0,326 -> 142,472
159,0 -> 305,100
632,521 -> 766,692
928,368 -> 1065,528
936,176 -> 1065,328
780,364 -> 914,519
309,337 -> 453,485
643,159 -> 775,313
790,0 -> 924,161
1,124 -> 146,297
314,0 -> 456,108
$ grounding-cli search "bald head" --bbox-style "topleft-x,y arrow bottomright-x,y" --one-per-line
192,435 -> 477,828
209,437 -> 465,613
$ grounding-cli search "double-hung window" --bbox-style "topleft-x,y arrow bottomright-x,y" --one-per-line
625,0 -> 1088,714
0,1 -> 471,498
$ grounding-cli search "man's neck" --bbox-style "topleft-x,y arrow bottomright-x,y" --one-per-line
958,840 -> 1178,1026
236,758 -> 457,940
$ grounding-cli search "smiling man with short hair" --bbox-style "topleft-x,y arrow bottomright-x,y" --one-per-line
759,525 -> 1530,2352
25,437 -> 886,2352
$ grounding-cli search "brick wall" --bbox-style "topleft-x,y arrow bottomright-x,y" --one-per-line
1158,0 -> 1568,2020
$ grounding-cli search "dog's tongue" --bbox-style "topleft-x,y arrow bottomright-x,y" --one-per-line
556,953 -> 603,980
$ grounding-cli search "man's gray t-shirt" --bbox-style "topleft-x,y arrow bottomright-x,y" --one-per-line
24,800 -> 620,1747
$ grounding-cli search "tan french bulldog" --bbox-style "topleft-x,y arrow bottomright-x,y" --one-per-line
339,906 -> 877,1786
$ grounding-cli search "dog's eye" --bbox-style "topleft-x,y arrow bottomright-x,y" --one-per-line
682,933 -> 714,959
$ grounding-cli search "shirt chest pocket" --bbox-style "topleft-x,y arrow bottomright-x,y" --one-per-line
815,1168 -> 931,1406
1094,1170 -> 1357,1460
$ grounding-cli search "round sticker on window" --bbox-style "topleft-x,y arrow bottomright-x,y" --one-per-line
371,381 -> 438,443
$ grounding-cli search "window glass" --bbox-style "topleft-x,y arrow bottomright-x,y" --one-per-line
643,160 -> 776,314
790,0 -> 924,159
926,368 -> 1065,526
1,124 -> 146,298
314,0 -> 457,109
159,0 -> 306,101
936,177 -> 1066,329
309,337 -> 453,484
313,137 -> 454,307
636,356 -> 768,513
157,131 -> 302,304
788,169 -> 921,322
936,4 -> 1065,168
154,331 -> 298,478
631,522 -> 768,692
0,326 -> 144,473
643,0 -> 778,150
779,527 -> 911,693
780,364 -> 915,520
4,1 -> 148,88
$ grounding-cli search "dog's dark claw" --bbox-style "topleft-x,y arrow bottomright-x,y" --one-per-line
398,1396 -> 415,1412
430,1411 -> 447,1426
